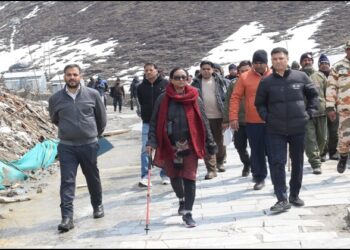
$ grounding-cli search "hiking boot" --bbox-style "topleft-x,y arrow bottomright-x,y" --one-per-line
161,176 -> 170,185
139,177 -> 152,187
217,164 -> 226,172
312,167 -> 322,175
182,213 -> 196,228
320,155 -> 327,162
178,200 -> 185,216
337,155 -> 348,174
93,204 -> 104,219
289,195 -> 305,207
204,171 -> 217,180
242,165 -> 250,177
253,180 -> 265,190
58,217 -> 74,232
270,200 -> 291,213
329,153 -> 339,160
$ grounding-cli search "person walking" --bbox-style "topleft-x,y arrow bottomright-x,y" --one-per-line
229,50 -> 272,190
48,64 -> 107,232
129,76 -> 141,114
326,40 -> 350,173
300,52 -> 328,174
146,67 -> 217,227
255,47 -> 319,212
137,63 -> 170,187
111,78 -> 125,113
223,60 -> 252,177
192,60 -> 228,179
318,54 -> 339,161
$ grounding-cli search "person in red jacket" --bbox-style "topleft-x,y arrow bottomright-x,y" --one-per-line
229,50 -> 272,190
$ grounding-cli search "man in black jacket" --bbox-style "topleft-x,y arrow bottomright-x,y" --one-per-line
255,47 -> 319,213
137,63 -> 169,187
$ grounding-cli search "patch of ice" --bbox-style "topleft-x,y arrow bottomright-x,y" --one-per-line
24,5 -> 40,19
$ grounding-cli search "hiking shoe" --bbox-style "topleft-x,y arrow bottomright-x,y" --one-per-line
270,200 -> 291,212
320,155 -> 327,162
138,177 -> 152,187
312,167 -> 322,175
182,213 -> 196,228
93,204 -> 104,219
242,165 -> 250,177
204,171 -> 217,180
337,155 -> 348,174
178,200 -> 185,216
289,195 -> 305,207
253,180 -> 265,190
217,164 -> 226,172
161,176 -> 170,185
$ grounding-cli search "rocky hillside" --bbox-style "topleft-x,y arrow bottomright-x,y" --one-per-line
0,1 -> 349,79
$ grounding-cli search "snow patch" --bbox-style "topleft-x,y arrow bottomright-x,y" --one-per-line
78,3 -> 94,13
24,5 -> 40,19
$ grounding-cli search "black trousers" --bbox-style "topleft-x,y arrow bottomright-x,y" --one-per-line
170,177 -> 196,211
57,142 -> 102,219
266,133 -> 305,201
233,125 -> 250,168
322,114 -> 339,156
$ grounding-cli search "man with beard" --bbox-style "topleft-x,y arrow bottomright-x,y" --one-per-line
49,64 -> 107,232
300,52 -> 328,174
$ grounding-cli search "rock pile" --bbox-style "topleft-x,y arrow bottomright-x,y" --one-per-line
0,88 -> 57,161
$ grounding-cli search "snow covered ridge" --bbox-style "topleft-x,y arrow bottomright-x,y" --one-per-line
0,37 -> 119,74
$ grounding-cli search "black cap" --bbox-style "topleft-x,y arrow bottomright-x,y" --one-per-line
252,50 -> 268,64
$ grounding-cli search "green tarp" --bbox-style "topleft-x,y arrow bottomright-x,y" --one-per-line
0,139 -> 58,190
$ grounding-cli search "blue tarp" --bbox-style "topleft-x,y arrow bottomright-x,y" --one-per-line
0,139 -> 58,190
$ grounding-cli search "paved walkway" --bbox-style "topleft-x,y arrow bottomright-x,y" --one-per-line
1,108 -> 350,248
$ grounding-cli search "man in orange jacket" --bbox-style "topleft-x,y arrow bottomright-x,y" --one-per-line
229,50 -> 272,190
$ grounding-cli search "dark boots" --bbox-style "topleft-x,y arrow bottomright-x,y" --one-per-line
337,155 -> 348,174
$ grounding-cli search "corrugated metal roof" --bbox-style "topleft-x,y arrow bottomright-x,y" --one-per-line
3,71 -> 45,78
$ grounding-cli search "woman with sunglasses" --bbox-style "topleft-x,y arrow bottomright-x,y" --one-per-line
146,67 -> 217,228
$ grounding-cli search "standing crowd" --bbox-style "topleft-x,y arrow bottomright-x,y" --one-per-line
48,40 -> 350,232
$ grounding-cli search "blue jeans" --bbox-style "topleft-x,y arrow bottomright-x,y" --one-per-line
141,123 -> 166,178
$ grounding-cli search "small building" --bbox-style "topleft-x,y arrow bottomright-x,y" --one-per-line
3,70 -> 47,93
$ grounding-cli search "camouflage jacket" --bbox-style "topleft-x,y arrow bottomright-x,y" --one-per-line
326,57 -> 350,112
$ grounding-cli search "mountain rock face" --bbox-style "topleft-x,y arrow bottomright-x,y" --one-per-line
0,1 -> 348,80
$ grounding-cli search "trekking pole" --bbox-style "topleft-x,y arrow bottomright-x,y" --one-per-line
144,153 -> 152,235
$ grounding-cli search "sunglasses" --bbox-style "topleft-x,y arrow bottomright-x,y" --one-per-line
173,75 -> 188,81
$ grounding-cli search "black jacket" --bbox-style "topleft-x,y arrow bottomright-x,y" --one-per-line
147,93 -> 217,155
137,75 -> 169,123
254,69 -> 319,135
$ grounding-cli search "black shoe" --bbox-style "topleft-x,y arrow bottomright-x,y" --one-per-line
217,164 -> 226,172
270,200 -> 291,212
312,167 -> 322,175
242,165 -> 250,177
93,204 -> 104,219
57,217 -> 74,232
253,180 -> 265,190
337,155 -> 348,174
320,155 -> 327,162
289,195 -> 305,207
182,213 -> 196,228
178,200 -> 185,216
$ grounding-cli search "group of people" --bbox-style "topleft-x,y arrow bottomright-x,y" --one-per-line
48,39 -> 350,232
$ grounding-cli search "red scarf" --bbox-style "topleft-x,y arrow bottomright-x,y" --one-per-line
154,84 -> 206,164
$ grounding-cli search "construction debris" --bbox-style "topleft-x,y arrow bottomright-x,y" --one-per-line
0,87 -> 57,161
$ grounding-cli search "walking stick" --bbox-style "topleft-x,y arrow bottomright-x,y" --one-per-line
144,153 -> 152,234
